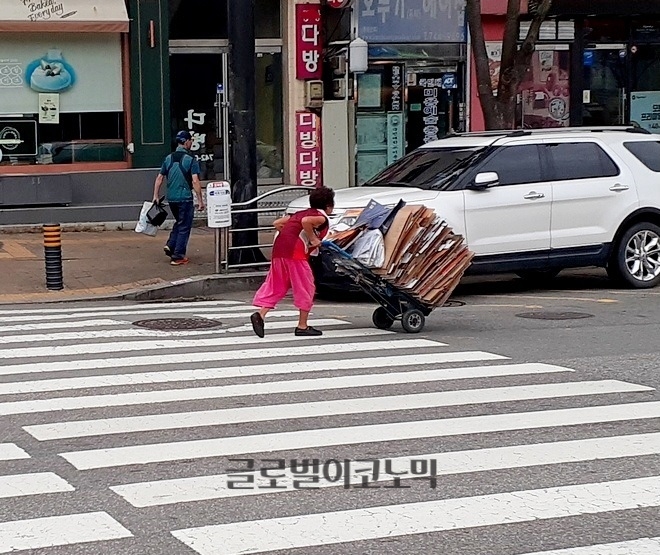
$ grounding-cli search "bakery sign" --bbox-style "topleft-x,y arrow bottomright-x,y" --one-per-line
296,3 -> 323,80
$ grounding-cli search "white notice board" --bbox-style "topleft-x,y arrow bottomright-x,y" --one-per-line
206,181 -> 232,228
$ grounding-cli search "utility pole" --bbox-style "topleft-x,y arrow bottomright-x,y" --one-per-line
227,0 -> 265,265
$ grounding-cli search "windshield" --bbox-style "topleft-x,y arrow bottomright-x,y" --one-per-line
366,147 -> 487,190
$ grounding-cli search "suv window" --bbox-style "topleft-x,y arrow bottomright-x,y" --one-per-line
624,141 -> 660,172
474,145 -> 543,186
546,142 -> 619,180
367,147 -> 486,190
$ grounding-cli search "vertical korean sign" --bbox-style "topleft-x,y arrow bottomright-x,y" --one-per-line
296,4 -> 323,80
296,111 -> 323,187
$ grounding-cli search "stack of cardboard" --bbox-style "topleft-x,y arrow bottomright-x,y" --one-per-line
328,204 -> 473,307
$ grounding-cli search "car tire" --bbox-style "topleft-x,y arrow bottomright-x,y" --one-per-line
610,221 -> 660,289
515,269 -> 561,283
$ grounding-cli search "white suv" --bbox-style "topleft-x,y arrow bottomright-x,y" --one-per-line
287,127 -> 660,289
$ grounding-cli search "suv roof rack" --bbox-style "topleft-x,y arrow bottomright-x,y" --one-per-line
446,126 -> 650,138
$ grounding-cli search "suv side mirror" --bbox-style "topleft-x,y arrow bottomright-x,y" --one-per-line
468,171 -> 499,190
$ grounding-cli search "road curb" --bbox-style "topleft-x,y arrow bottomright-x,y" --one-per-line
0,272 -> 267,306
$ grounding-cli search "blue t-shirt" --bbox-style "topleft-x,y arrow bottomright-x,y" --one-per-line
159,146 -> 201,202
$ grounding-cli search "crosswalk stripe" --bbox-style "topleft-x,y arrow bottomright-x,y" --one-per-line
0,319 -> 350,345
59,401 -> 660,470
520,537 -> 660,555
0,319 -> 127,333
0,299 -> 242,316
0,353 -> 509,397
0,339 -> 454,377
0,443 -> 30,461
112,431 -> 660,507
170,476 -> 660,555
0,328 -> 392,359
0,363 -> 573,416
0,305 -> 273,323
0,472 -> 74,499
0,512 -> 132,553
26,380 -> 649,441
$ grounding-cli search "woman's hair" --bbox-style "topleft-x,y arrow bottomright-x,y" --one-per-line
309,187 -> 335,210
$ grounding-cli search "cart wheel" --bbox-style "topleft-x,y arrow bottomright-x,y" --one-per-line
401,309 -> 425,333
372,307 -> 394,330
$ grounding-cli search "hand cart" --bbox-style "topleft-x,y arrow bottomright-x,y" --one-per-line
320,241 -> 433,333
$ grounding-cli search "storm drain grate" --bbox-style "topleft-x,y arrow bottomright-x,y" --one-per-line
516,311 -> 594,321
133,318 -> 224,330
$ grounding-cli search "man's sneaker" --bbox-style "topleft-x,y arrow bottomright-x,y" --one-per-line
164,245 -> 172,257
170,258 -> 189,266
294,326 -> 322,337
250,312 -> 265,338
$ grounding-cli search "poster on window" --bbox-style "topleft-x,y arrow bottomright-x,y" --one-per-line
38,93 -> 59,124
519,50 -> 571,128
295,111 -> 323,187
406,74 -> 447,151
296,4 -> 323,80
0,33 -> 123,115
630,92 -> 660,134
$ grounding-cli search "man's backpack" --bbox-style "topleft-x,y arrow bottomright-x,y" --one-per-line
167,150 -> 194,189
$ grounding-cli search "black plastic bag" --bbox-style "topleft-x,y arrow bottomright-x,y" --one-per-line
147,198 -> 168,227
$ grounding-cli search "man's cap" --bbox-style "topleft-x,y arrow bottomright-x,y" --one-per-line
175,130 -> 192,144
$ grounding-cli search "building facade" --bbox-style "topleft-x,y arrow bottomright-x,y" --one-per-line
0,0 -> 322,224
470,0 -> 660,133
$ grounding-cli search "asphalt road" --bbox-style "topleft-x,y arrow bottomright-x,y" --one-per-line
0,270 -> 659,555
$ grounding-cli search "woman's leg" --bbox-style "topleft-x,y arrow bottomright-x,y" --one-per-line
287,259 -> 316,329
252,259 -> 291,312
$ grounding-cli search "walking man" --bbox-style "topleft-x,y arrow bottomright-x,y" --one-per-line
153,131 -> 205,265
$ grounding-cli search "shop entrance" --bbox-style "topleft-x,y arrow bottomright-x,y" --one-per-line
169,45 -> 284,184
355,63 -> 462,185
582,45 -> 627,126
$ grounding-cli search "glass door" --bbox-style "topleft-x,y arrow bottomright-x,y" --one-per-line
169,52 -> 230,182
582,45 -> 627,126
630,44 -> 660,134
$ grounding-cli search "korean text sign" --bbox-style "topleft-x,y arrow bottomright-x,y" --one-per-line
296,3 -> 323,80
296,111 -> 323,187
357,0 -> 466,43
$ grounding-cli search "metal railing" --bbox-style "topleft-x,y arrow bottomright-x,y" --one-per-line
215,185 -> 314,274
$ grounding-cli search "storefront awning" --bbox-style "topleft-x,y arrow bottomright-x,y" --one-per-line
0,0 -> 129,33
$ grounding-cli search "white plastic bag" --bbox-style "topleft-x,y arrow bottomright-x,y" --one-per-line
351,229 -> 385,268
135,201 -> 158,236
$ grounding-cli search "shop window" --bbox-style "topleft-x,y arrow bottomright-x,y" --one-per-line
520,50 -> 570,129
169,0 -> 281,40
0,33 -> 125,168
255,53 -> 283,180
583,19 -> 628,43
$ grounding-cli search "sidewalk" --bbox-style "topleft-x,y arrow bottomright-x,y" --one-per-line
0,227 -> 263,304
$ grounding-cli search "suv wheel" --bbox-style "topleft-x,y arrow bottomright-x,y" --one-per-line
611,222 -> 660,288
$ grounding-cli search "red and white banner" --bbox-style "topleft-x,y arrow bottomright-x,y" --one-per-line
295,3 -> 323,80
295,110 -> 323,187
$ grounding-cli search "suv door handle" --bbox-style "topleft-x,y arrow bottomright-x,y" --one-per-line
609,184 -> 629,192
524,192 -> 545,200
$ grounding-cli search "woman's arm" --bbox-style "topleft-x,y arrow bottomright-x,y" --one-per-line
301,215 -> 327,247
273,215 -> 291,231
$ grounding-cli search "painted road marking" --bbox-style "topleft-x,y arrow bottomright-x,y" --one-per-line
0,512 -> 132,553
170,476 -> 660,555
0,363 -> 572,416
60,401 -> 660,470
0,328 -> 391,359
520,537 -> 660,554
0,353 -> 508,397
26,380 -> 649,441
113,431 -> 660,507
0,339 -> 453,376
0,472 -> 74,499
0,443 -> 30,461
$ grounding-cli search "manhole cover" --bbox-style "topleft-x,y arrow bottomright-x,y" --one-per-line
133,318 -> 224,330
516,311 -> 594,321
443,300 -> 466,308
